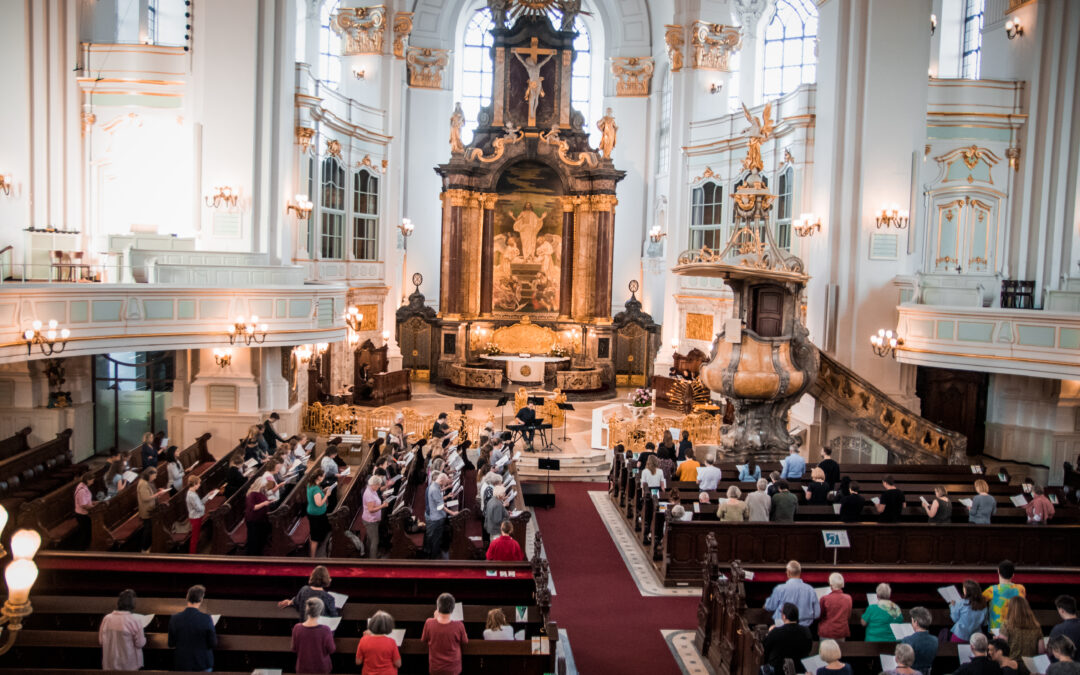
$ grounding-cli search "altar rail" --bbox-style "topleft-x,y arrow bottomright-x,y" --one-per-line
303,403 -> 495,439
607,411 -> 723,452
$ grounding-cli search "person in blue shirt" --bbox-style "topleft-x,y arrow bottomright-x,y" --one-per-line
423,472 -> 458,559
902,606 -> 939,675
764,560 -> 820,627
738,461 -> 762,483
780,446 -> 806,480
949,579 -> 989,642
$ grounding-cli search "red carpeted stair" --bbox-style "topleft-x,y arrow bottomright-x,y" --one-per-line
533,482 -> 699,674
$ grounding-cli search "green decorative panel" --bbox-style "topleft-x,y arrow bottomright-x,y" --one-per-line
1016,324 -> 1054,348
250,299 -> 274,319
899,289 -> 914,304
143,300 -> 175,320
276,299 -> 287,317
289,300 -> 311,319
317,299 -> 333,328
1059,328 -> 1080,350
69,301 -> 88,323
957,321 -> 994,342
92,300 -> 124,322
936,321 -> 954,340
199,300 -> 230,319
178,300 -> 195,320
910,319 -> 935,339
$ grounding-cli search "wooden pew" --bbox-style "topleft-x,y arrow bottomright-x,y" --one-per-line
17,465 -> 109,549
265,448 -> 328,556
0,429 -> 74,499
0,426 -> 32,462
149,438 -> 233,553
206,444 -> 269,555
327,441 -> 384,557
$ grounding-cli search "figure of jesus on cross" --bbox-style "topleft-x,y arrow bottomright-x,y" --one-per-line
512,38 -> 556,127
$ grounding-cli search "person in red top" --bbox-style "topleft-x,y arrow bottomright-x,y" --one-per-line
818,572 -> 853,640
486,520 -> 525,562
356,610 -> 402,675
1024,485 -> 1056,524
422,593 -> 468,675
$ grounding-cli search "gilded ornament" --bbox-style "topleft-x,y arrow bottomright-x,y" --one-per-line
664,25 -> 685,72
596,107 -> 617,159
611,57 -> 654,97
449,103 -> 466,155
740,101 -> 773,173
690,21 -> 741,71
296,126 -> 316,154
326,138 -> 343,159
685,312 -> 714,341
392,12 -> 413,59
332,6 -> 387,55
406,47 -> 450,89
81,111 -> 96,137
465,122 -> 524,163
539,125 -> 599,168
692,166 -> 719,184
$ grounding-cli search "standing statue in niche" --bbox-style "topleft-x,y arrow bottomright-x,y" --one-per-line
514,47 -> 555,123
449,102 -> 466,155
509,201 -> 549,260
596,107 -> 618,159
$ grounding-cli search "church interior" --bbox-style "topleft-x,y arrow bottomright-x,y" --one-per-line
0,0 -> 1078,673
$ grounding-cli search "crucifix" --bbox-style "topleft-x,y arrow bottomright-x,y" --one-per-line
511,37 -> 557,127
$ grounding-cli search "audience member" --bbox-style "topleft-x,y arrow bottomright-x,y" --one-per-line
922,485 -> 953,524
105,459 -> 128,499
818,572 -> 853,641
137,467 -> 166,553
670,504 -> 687,521
223,454 -> 246,499
697,456 -> 722,491
780,445 -> 806,480
424,472 -> 457,559
766,471 -> 781,497
861,582 -> 903,641
138,432 -> 158,470
484,485 -> 511,540
431,412 -> 450,439
486,520 -> 525,561
719,486 -> 748,521
167,584 -> 217,672
839,481 -> 867,523
987,637 -> 1027,675
484,608 -> 515,640
1024,485 -> 1055,524
970,480 -> 997,524
279,566 -> 339,618
641,455 -> 666,490
876,476 -> 906,523
738,460 -> 762,483
263,412 -> 288,451
698,491 -> 712,505
675,448 -> 701,481
1051,596 -> 1080,661
677,430 -> 693,461
955,633 -> 1003,675
320,444 -> 341,482
362,475 -> 389,559
243,426 -> 262,463
812,639 -> 852,675
761,602 -> 813,674
1000,596 -> 1045,658
98,589 -> 146,671
307,468 -> 333,558
422,593 -> 468,675
1047,636 -> 1080,675
948,579 -> 990,643
636,442 -> 657,472
163,445 -> 184,493
244,475 -> 275,555
883,643 -> 923,675
984,561 -> 1026,630
185,474 -> 206,554
291,597 -> 335,674
818,446 -> 840,488
803,468 -> 831,505
73,471 -> 96,549
902,606 -> 938,675
771,481 -> 798,522
356,610 -> 401,674
746,478 -> 771,522
764,561 -> 819,627
657,430 -> 677,460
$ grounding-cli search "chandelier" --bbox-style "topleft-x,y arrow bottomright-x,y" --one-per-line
23,320 -> 70,357
227,316 -> 268,346
870,329 -> 904,358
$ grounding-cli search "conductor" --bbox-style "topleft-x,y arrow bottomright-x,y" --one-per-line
515,401 -> 538,451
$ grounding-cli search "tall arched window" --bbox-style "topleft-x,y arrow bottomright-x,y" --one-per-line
961,0 -> 985,79
319,156 -> 345,259
761,0 -> 817,102
319,0 -> 342,90
457,8 -> 596,144
655,72 -> 672,176
690,181 -> 725,249
352,170 -> 379,261
775,166 -> 793,250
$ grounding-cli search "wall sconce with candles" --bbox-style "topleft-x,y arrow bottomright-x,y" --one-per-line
930,13 -> 937,35
344,306 -> 364,333
23,320 -> 70,357
293,344 -> 313,365
1005,17 -> 1023,39
875,204 -> 909,229
312,342 -> 329,369
397,218 -> 415,239
870,329 -> 904,358
648,225 -> 667,242
709,82 -> 722,95
381,329 -> 391,345
213,348 -> 232,368
286,194 -> 313,220
793,213 -> 822,238
205,186 -> 239,209
227,316 -> 268,346
0,505 -> 43,656
353,67 -> 366,80
0,173 -> 12,197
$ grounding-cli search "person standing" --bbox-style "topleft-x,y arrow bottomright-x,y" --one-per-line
817,447 -> 840,488
73,472 -> 96,549
291,598 -> 336,674
954,633 -> 1003,675
164,445 -> 184,494
761,603 -> 813,673
948,580 -> 990,643
901,607 -> 939,675
770,481 -> 799,522
780,445 -> 806,480
138,432 -> 158,470
223,453 -> 246,499
424,472 -> 457,559
1024,485 -> 1056,524
839,482 -> 868,523
746,479 -> 772,522
861,583 -> 904,642
875,476 -> 906,523
306,468 -> 333,558
98,589 -> 146,671
1050,596 -> 1080,661
422,593 -> 469,675
969,480 -> 997,524
675,448 -> 701,482
764,561 -> 819,627
922,485 -> 953,523
818,573 -> 853,641
983,560 -> 1026,631
362,475 -> 388,559
168,585 -> 217,672
677,430 -> 693,461
137,467 -> 166,553
278,566 -> 339,618
356,610 -> 402,674
263,412 -> 288,451
486,520 -> 525,561
484,485 -> 511,540
185,474 -> 207,554
244,475 -> 274,555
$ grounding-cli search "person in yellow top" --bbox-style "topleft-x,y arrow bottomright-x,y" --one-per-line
982,560 -> 1026,629
675,448 -> 702,482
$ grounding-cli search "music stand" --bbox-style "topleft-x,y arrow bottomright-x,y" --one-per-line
453,402 -> 473,413
527,395 -> 546,406
557,402 -> 574,443
495,395 -> 510,430
537,457 -> 560,509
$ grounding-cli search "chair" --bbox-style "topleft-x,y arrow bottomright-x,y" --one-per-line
49,251 -> 64,282
70,251 -> 89,281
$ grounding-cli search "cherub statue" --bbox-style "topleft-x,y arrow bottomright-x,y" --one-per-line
740,101 -> 773,173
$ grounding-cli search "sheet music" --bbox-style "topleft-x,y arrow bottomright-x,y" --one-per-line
390,628 -> 406,646
866,593 -> 878,605
937,585 -> 962,604
244,458 -> 257,468
132,613 -> 155,628
959,498 -> 974,508
317,616 -> 341,631
202,488 -> 219,503
814,587 -> 830,599
1023,656 -> 1050,674
450,604 -> 464,621
890,623 -> 915,639
693,502 -> 700,513
123,470 -> 139,483
880,655 -> 897,671
802,656 -> 827,674
211,614 -> 221,625
957,644 -> 973,664
305,441 -> 315,451
1010,494 -> 1028,507
328,591 -> 348,608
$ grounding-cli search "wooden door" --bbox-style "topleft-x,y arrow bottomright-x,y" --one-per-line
399,316 -> 432,378
916,366 -> 988,455
750,287 -> 784,337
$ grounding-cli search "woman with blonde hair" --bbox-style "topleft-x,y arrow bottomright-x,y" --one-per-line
810,639 -> 852,675
969,479 -> 997,524
719,485 -> 748,521
243,425 -> 262,462
860,583 -> 904,641
138,432 -> 158,470
483,608 -> 515,640
922,485 -> 952,523
803,467 -> 831,505
641,455 -> 666,490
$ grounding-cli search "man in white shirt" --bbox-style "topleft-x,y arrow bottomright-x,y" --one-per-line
697,456 -> 722,491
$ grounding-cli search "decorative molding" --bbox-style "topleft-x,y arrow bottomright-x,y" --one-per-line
732,0 -> 768,32
405,46 -> 449,89
1005,146 -> 1020,171
690,21 -> 741,71
296,126 -> 316,154
81,111 -> 96,137
611,56 -> 654,97
539,125 -> 599,167
332,6 -> 387,55
465,122 -> 524,163
356,154 -> 385,173
691,166 -> 719,184
664,25 -> 685,72
392,12 -> 413,59
685,312 -> 714,342
325,138 -> 343,159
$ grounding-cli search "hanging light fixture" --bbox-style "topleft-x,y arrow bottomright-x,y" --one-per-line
23,320 -> 71,357
870,329 -> 904,358
226,316 -> 268,346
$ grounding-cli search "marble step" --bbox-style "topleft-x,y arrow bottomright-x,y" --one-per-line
515,449 -> 611,482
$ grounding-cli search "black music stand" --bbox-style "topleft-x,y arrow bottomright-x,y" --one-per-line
495,395 -> 510,430
557,402 -> 574,442
523,457 -> 559,509
454,402 -> 473,414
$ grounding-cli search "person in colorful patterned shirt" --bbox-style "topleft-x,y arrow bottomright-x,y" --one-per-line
983,560 -> 1026,630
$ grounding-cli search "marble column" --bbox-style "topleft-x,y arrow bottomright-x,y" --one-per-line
592,194 -> 618,319
558,196 -> 575,319
479,194 -> 497,316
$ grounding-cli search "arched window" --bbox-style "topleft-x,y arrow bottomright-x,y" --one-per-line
319,156 -> 345,259
761,0 -> 817,102
690,181 -> 724,250
352,170 -> 379,261
319,0 -> 342,90
655,72 -> 672,176
457,8 -> 596,144
961,0 -> 985,79
775,166 -> 793,250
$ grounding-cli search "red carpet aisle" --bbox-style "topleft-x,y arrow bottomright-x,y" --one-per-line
533,481 -> 700,674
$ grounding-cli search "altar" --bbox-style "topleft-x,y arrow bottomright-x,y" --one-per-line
481,354 -> 569,384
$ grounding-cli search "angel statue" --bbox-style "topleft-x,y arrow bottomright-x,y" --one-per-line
449,103 -> 466,155
740,101 -> 774,174
487,0 -> 509,29
556,0 -> 582,30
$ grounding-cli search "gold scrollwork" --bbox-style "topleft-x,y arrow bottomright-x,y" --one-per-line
611,57 -> 654,97
690,21 -> 741,71
664,25 -> 685,72
465,123 -> 524,163
332,6 -> 386,55
392,12 -> 413,59
539,125 -> 599,167
405,46 -> 449,89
